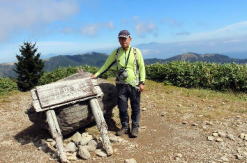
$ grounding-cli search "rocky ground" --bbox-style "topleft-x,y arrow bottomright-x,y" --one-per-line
0,80 -> 247,163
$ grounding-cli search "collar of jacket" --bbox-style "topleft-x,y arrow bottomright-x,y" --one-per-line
120,45 -> 132,52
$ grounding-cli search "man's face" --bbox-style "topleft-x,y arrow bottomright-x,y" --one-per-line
119,37 -> 132,49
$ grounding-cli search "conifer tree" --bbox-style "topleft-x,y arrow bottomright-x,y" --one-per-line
14,42 -> 44,91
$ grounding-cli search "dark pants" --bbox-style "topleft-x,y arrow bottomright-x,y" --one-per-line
116,84 -> 141,128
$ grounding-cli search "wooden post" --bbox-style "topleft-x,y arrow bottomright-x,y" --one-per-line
89,98 -> 113,156
46,110 -> 68,163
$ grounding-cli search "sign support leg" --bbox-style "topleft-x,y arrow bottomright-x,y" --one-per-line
46,110 -> 68,163
89,98 -> 113,156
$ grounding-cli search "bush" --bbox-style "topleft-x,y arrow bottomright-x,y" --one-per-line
0,78 -> 18,95
38,65 -> 115,85
146,61 -> 247,92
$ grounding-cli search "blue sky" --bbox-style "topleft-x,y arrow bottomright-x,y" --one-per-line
1,0 -> 247,62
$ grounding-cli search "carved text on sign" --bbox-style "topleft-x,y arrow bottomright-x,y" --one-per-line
36,78 -> 97,108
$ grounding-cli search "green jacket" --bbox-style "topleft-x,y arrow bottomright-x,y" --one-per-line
95,46 -> 146,86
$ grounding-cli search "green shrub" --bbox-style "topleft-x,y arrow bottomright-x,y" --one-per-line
146,61 -> 247,92
0,78 -> 18,95
38,65 -> 115,85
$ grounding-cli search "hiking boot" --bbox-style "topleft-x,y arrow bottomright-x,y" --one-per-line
116,127 -> 129,136
131,127 -> 139,138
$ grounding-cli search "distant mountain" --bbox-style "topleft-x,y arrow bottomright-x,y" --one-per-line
136,38 -> 247,59
0,63 -> 16,78
1,52 -> 247,78
44,52 -> 108,71
163,52 -> 247,64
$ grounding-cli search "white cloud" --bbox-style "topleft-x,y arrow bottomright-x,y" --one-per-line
162,18 -> 183,27
81,25 -> 99,36
135,22 -> 157,37
175,32 -> 190,36
185,21 -> 247,41
0,0 -> 79,41
80,22 -> 115,36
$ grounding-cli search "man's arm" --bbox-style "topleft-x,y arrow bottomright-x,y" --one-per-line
137,49 -> 146,91
93,49 -> 117,78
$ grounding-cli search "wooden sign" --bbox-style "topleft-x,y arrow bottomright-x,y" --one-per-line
35,78 -> 97,108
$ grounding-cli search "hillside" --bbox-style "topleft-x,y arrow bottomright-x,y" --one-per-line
0,63 -> 16,77
44,52 -> 108,71
0,79 -> 247,162
1,52 -> 247,78
164,52 -> 247,63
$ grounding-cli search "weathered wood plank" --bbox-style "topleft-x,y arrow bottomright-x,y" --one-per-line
36,78 -> 97,108
31,90 -> 42,112
89,98 -> 113,156
46,110 -> 68,163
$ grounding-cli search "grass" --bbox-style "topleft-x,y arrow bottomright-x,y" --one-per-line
0,90 -> 20,101
1,78 -> 246,123
141,80 -> 247,121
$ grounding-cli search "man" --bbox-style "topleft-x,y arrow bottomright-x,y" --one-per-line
92,30 -> 146,138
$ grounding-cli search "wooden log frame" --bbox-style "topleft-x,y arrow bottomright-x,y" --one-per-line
31,78 -> 102,112
89,98 -> 113,156
46,110 -> 68,163
31,73 -> 113,161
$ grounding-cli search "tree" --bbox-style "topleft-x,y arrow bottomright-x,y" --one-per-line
14,42 -> 44,91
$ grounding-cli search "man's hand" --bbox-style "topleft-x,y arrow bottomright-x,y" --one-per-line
139,84 -> 145,92
91,74 -> 97,79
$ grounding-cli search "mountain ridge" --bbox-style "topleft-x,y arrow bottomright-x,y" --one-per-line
1,52 -> 247,78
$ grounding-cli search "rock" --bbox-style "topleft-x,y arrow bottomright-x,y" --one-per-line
39,139 -> 49,151
237,148 -> 242,153
161,112 -> 166,116
242,152 -> 247,157
215,138 -> 223,142
226,134 -> 235,141
182,121 -> 188,125
175,153 -> 183,158
95,149 -> 107,157
78,145 -> 91,160
64,142 -> 77,153
109,134 -> 123,143
140,126 -> 147,130
212,133 -> 219,137
87,140 -> 97,152
124,158 -> 137,163
79,133 -> 93,145
235,154 -> 243,160
46,138 -> 54,142
218,131 -> 226,138
141,107 -> 147,111
207,136 -> 214,141
220,156 -> 229,162
191,123 -> 198,126
177,104 -> 182,107
174,153 -> 183,161
49,141 -> 56,147
205,121 -> 213,125
114,148 -> 118,153
71,132 -> 82,144
239,133 -> 245,139
67,152 -> 77,161
40,139 -> 47,146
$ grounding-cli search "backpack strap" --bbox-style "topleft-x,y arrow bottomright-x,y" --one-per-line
115,48 -> 120,71
133,48 -> 140,82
